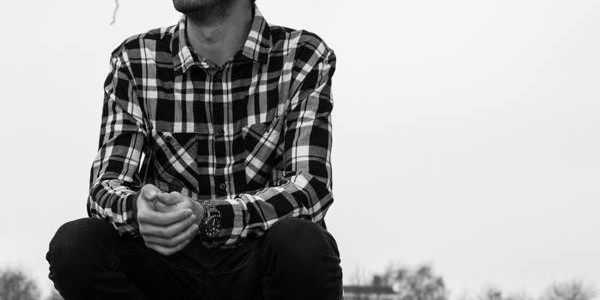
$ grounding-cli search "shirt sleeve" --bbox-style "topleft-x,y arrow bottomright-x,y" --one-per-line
87,50 -> 147,236
206,47 -> 337,248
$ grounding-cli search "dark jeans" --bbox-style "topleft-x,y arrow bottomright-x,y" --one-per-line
46,218 -> 342,300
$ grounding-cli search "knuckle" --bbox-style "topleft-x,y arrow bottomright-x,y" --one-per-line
170,192 -> 182,199
141,185 -> 153,195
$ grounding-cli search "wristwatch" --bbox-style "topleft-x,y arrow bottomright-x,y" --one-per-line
198,200 -> 222,238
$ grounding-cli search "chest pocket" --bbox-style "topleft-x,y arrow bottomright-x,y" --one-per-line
242,116 -> 284,188
148,131 -> 200,193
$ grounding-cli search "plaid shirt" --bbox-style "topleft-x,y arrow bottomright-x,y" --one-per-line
88,7 -> 336,248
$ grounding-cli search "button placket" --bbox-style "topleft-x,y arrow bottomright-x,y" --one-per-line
213,71 -> 223,82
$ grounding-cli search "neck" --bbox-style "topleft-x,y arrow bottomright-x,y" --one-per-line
185,0 -> 253,67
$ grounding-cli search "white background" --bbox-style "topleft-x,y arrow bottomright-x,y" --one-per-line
0,0 -> 599,298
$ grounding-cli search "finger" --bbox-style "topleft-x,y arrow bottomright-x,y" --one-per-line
138,208 -> 193,226
155,196 -> 193,214
155,191 -> 184,206
145,239 -> 191,256
139,214 -> 197,238
142,223 -> 199,248
140,184 -> 161,201
140,215 -> 197,239
154,201 -> 173,213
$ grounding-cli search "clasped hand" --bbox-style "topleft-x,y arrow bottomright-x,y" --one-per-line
136,184 -> 205,256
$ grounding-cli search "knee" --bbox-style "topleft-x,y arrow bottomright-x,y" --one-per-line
262,218 -> 342,296
48,218 -> 115,258
264,218 -> 340,268
46,218 -> 117,295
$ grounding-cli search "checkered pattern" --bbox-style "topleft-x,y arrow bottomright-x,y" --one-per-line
87,7 -> 336,248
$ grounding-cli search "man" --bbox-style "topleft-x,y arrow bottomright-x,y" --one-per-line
46,0 -> 341,299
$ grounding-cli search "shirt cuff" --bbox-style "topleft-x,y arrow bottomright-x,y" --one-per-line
128,192 -> 140,224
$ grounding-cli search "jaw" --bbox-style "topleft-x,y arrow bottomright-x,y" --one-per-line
172,0 -> 230,14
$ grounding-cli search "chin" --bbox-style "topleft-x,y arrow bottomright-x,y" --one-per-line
172,0 -> 217,13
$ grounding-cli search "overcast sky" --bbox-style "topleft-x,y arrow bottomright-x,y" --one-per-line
0,0 -> 599,298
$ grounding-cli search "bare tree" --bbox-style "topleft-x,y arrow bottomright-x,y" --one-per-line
0,268 -> 41,300
542,280 -> 596,300
380,263 -> 448,300
478,285 -> 504,300
504,291 -> 533,300
349,265 -> 372,286
346,265 -> 373,300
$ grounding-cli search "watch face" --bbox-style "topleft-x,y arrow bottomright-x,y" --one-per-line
204,215 -> 222,238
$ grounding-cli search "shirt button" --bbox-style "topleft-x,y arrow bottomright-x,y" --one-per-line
214,128 -> 224,136
278,179 -> 289,185
213,72 -> 222,81
218,182 -> 227,191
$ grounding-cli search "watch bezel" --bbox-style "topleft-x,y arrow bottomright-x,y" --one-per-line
199,200 -> 222,238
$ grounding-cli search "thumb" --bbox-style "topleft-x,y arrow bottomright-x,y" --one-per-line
156,192 -> 185,206
140,184 -> 161,201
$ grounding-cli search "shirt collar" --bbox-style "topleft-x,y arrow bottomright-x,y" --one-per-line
171,6 -> 272,74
